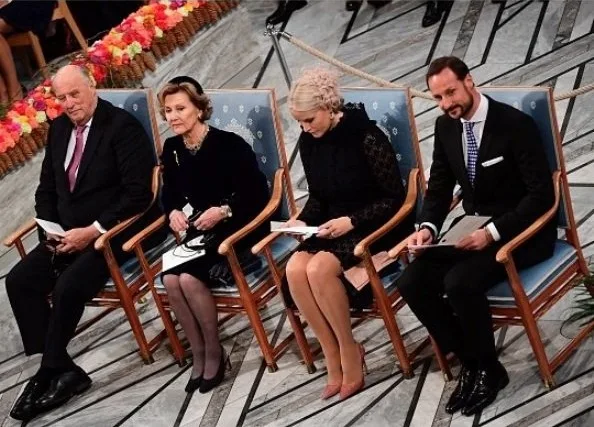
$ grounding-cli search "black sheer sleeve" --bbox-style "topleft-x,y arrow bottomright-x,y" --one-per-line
349,127 -> 406,228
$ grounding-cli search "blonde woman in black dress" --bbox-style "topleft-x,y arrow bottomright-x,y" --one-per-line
283,68 -> 413,401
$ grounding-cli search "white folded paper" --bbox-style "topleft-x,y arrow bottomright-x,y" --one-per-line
270,221 -> 319,235
162,245 -> 206,271
35,218 -> 66,237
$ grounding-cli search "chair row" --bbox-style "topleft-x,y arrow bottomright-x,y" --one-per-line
4,86 -> 590,389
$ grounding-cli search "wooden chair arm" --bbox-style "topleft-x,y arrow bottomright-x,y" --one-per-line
496,172 -> 561,264
94,214 -> 143,251
122,214 -> 167,252
354,169 -> 419,257
388,234 -> 413,259
219,169 -> 284,256
251,211 -> 301,255
4,218 -> 37,247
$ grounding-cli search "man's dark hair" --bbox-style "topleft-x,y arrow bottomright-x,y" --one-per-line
426,56 -> 470,86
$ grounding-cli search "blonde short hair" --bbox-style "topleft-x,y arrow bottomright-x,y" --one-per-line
157,81 -> 213,121
288,67 -> 343,113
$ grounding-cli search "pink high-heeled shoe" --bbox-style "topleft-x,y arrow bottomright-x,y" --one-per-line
321,382 -> 342,400
339,343 -> 367,400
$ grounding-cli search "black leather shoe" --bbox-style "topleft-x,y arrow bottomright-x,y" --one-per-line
367,0 -> 391,7
461,362 -> 509,416
35,369 -> 92,412
199,347 -> 231,394
422,1 -> 453,27
445,365 -> 477,414
184,375 -> 202,393
9,377 -> 50,421
346,0 -> 363,11
266,0 -> 308,26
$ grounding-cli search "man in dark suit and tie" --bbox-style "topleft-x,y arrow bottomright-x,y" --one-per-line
6,65 -> 159,421
397,57 -> 556,415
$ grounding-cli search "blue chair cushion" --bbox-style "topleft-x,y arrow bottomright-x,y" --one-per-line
487,240 -> 577,307
103,235 -> 177,290
154,235 -> 300,297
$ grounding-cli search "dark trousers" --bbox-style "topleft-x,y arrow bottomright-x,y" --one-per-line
6,244 -> 112,369
396,244 -> 547,369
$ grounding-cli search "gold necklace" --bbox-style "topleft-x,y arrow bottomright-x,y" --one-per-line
183,124 -> 209,155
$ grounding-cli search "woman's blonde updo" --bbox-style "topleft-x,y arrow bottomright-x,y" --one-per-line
288,67 -> 343,113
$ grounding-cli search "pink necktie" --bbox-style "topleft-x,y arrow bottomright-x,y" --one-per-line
66,125 -> 86,192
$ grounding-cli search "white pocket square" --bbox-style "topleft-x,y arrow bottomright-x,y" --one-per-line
481,156 -> 504,167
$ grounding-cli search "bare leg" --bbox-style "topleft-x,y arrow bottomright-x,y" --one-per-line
163,274 -> 205,378
0,72 -> 8,104
0,33 -> 22,102
179,273 -> 221,379
286,252 -> 342,386
306,252 -> 362,386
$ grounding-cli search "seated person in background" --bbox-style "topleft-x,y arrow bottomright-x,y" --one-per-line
158,76 -> 269,394
282,67 -> 413,401
6,64 -> 162,421
397,56 -> 556,416
0,0 -> 56,102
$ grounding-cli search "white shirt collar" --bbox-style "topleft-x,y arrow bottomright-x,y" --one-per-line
460,93 -> 488,124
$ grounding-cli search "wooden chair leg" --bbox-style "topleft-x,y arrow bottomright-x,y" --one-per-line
156,296 -> 186,367
375,293 -> 414,378
28,33 -> 48,78
285,308 -> 316,373
520,311 -> 555,388
430,336 -> 452,381
60,3 -> 87,52
119,289 -> 154,364
242,296 -> 278,372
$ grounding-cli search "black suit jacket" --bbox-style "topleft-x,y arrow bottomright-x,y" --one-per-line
420,97 -> 556,259
35,98 -> 162,253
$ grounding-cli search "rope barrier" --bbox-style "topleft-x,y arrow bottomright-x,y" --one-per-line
276,30 -> 594,103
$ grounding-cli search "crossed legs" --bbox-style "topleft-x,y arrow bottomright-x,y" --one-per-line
285,251 -> 363,390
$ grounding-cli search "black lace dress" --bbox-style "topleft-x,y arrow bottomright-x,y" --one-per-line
282,103 -> 414,309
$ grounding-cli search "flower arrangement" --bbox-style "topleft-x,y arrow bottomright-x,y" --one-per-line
0,0 -> 239,177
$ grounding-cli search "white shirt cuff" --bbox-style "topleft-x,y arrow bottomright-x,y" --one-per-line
93,221 -> 107,234
486,222 -> 501,242
419,222 -> 439,240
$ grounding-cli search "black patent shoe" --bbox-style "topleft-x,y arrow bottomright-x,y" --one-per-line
422,1 -> 453,27
185,374 -> 202,393
445,365 -> 477,414
35,368 -> 92,412
199,347 -> 231,394
9,377 -> 51,421
266,0 -> 308,26
346,1 -> 363,11
462,362 -> 509,416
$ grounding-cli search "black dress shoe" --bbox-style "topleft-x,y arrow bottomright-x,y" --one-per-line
346,1 -> 363,11
367,0 -> 391,7
445,365 -> 476,414
266,0 -> 308,26
184,375 -> 202,393
199,347 -> 231,394
9,377 -> 50,421
461,362 -> 509,416
422,1 -> 453,27
35,369 -> 92,412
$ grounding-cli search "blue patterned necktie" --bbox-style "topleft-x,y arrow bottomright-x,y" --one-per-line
464,121 -> 478,185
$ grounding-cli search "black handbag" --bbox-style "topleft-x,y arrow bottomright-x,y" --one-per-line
208,250 -> 262,288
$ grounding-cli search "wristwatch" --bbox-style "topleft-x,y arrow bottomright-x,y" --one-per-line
220,204 -> 232,219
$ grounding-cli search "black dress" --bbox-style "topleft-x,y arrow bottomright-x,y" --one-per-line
0,1 -> 56,36
282,103 -> 414,308
160,127 -> 269,286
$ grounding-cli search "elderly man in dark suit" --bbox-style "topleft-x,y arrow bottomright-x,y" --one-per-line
397,56 -> 556,416
6,64 -> 159,421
